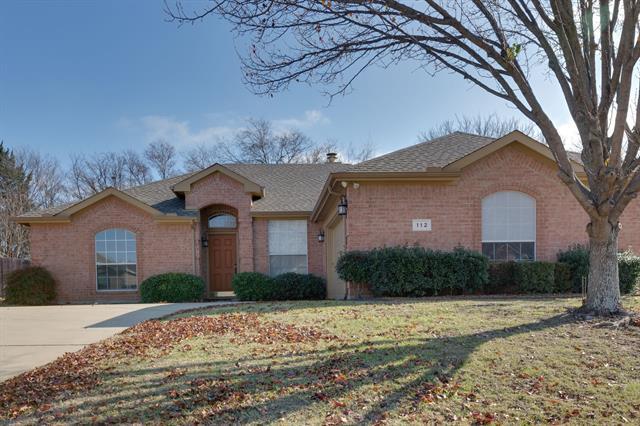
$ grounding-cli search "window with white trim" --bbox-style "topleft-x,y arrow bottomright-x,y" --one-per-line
268,220 -> 308,276
95,228 -> 137,290
481,191 -> 536,261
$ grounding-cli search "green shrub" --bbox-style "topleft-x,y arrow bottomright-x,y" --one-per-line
140,273 -> 204,303
513,261 -> 556,293
337,246 -> 488,297
486,262 -> 517,294
272,273 -> 327,300
618,250 -> 640,295
5,266 -> 56,305
556,245 -> 640,294
336,250 -> 372,285
557,244 -> 589,292
232,272 -> 276,301
554,262 -> 574,293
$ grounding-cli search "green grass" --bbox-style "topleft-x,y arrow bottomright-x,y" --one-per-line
6,295 -> 640,425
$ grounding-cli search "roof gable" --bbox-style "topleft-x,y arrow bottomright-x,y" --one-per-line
172,164 -> 263,195
442,130 -> 584,173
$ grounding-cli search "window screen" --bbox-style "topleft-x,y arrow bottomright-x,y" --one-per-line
95,228 -> 137,290
268,220 -> 308,276
481,191 -> 536,261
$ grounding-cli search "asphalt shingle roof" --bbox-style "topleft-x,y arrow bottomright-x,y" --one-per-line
20,131 -> 573,219
19,164 -> 351,217
350,131 -> 495,172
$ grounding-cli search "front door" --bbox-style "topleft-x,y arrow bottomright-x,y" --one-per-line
208,233 -> 237,293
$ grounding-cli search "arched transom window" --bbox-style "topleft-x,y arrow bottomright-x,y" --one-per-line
95,228 -> 137,291
482,191 -> 536,261
208,213 -> 237,229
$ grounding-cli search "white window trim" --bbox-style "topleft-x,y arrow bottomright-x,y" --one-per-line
95,229 -> 138,292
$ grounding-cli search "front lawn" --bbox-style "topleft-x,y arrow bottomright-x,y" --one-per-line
2,296 -> 640,424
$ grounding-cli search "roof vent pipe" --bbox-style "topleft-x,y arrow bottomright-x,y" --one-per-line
326,152 -> 338,163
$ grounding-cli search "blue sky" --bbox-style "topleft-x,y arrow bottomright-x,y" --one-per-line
0,0 -> 577,163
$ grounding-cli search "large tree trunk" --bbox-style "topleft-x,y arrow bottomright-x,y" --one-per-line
584,219 -> 621,315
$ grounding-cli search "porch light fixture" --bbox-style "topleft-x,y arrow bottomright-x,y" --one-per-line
337,195 -> 348,216
317,230 -> 325,242
201,235 -> 208,248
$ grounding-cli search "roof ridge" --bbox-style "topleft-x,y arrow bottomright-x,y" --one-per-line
124,171 -> 196,193
354,131 -> 493,167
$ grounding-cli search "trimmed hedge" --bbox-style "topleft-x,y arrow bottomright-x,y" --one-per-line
140,273 -> 205,303
272,273 -> 326,300
5,266 -> 56,305
336,246 -> 489,297
232,272 -> 326,301
556,244 -> 589,292
556,245 -> 640,294
618,250 -> 640,295
476,261 -> 573,294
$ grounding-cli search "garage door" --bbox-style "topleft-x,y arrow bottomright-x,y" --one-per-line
326,216 -> 346,299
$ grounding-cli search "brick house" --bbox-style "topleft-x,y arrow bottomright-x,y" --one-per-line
14,131 -> 640,302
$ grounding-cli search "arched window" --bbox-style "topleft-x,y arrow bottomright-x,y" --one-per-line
208,213 -> 237,229
95,228 -> 137,291
482,191 -> 536,261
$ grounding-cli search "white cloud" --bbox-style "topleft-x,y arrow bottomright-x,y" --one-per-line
273,109 -> 329,132
118,109 -> 330,146
139,115 -> 235,146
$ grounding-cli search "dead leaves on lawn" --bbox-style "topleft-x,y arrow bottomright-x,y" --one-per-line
0,313 -> 336,420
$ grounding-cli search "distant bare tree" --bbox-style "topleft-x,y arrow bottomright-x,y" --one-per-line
182,143 -> 220,171
345,141 -> 375,163
123,150 -> 152,187
0,142 -> 31,258
145,139 -> 177,179
304,141 -> 339,164
16,149 -> 67,209
67,151 -> 150,199
420,114 -> 538,142
222,119 -> 313,164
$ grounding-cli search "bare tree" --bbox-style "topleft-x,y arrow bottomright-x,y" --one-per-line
67,151 -> 150,199
345,141 -> 375,163
0,142 -> 31,258
420,114 -> 539,142
222,118 -> 313,164
182,143 -> 221,171
145,139 -> 177,179
16,149 -> 67,209
167,1 -> 640,315
123,150 -> 152,187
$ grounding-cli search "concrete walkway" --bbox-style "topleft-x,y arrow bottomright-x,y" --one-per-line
0,302 -> 233,381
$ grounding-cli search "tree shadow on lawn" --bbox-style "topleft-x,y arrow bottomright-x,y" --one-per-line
50,310 -> 578,424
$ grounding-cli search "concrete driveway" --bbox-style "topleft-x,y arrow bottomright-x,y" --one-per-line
0,302 -> 232,381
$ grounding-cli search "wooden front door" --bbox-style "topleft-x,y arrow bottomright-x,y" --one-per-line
208,233 -> 237,293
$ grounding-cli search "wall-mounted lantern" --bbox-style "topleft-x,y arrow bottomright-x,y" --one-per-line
317,230 -> 325,243
201,235 -> 209,248
337,195 -> 348,216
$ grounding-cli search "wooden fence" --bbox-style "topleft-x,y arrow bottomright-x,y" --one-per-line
0,258 -> 30,297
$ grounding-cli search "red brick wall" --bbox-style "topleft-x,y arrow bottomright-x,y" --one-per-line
29,196 -> 195,303
186,173 -> 254,272
345,144 -> 640,260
